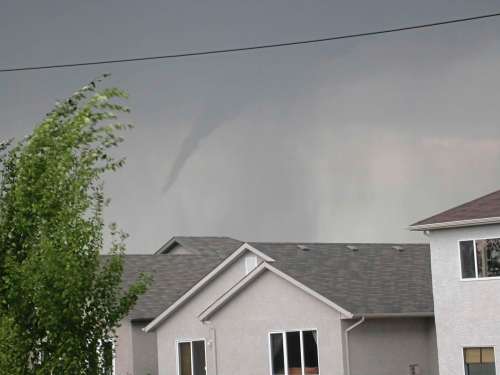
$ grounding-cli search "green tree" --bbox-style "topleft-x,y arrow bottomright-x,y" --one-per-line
0,75 -> 151,374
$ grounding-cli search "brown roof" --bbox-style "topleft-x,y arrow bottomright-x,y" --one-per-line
411,189 -> 500,229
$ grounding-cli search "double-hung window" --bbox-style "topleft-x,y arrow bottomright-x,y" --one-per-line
269,330 -> 319,375
460,238 -> 500,279
177,340 -> 206,375
464,347 -> 496,375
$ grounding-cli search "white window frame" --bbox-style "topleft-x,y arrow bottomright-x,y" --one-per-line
458,237 -> 500,281
175,338 -> 207,375
268,329 -> 321,375
461,345 -> 497,375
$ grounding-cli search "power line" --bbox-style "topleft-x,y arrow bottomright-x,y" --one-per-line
1,11 -> 500,73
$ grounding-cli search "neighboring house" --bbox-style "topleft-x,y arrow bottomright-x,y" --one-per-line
409,190 -> 500,375
115,189 -> 500,375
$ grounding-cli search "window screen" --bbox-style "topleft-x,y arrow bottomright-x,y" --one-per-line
179,342 -> 192,375
460,240 -> 476,278
460,239 -> 500,279
269,330 -> 320,375
270,333 -> 285,375
192,341 -> 206,375
178,340 -> 206,375
475,239 -> 500,278
464,347 -> 496,375
286,331 -> 302,374
302,331 -> 319,375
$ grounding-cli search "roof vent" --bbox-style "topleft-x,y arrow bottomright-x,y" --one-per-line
297,244 -> 310,251
346,245 -> 359,251
392,245 -> 405,252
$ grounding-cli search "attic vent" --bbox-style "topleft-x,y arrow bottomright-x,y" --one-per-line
346,245 -> 358,251
392,245 -> 405,252
244,254 -> 258,275
297,245 -> 310,251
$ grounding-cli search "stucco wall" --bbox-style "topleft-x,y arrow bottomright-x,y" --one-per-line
115,319 -> 158,375
116,319 -> 134,375
132,321 -> 158,375
428,224 -> 500,375
210,270 -> 344,375
343,317 -> 438,375
156,251 -> 263,375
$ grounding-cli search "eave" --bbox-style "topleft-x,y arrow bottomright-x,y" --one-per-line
408,216 -> 500,231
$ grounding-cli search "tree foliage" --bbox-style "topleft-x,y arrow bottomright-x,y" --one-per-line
0,75 -> 151,374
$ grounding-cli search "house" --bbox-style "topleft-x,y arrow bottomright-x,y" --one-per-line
115,189 -> 500,375
409,189 -> 500,375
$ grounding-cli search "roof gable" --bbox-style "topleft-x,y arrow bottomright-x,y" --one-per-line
410,189 -> 500,230
120,238 -> 433,327
144,243 -> 274,331
198,262 -> 353,321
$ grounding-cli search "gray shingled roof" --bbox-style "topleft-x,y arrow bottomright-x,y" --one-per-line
121,238 -> 433,321
155,236 -> 243,256
123,237 -> 242,320
249,242 -> 433,316
122,254 -> 226,320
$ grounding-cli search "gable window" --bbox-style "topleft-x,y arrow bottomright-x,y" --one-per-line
269,330 -> 319,375
177,340 -> 206,375
460,238 -> 500,279
464,347 -> 496,375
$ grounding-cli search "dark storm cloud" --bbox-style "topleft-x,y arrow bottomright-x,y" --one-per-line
1,0 -> 500,253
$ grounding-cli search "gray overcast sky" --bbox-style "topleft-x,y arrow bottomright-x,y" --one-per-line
2,0 -> 500,253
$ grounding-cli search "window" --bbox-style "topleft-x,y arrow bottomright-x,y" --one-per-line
464,347 -> 496,375
102,340 -> 114,375
269,330 -> 319,375
177,340 -> 206,375
245,254 -> 258,274
460,238 -> 500,279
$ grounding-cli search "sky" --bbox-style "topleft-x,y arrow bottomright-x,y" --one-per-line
1,0 -> 500,253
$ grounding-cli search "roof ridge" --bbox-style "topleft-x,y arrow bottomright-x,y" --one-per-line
173,235 -> 241,239
250,241 -> 429,245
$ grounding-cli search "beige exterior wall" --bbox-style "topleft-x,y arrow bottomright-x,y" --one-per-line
116,319 -> 134,375
156,252 -> 263,375
115,319 -> 158,375
428,224 -> 500,375
210,270 -> 345,375
132,321 -> 158,375
343,317 -> 438,375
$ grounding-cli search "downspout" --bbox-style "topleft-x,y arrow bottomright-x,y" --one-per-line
204,321 -> 218,375
344,316 -> 365,375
